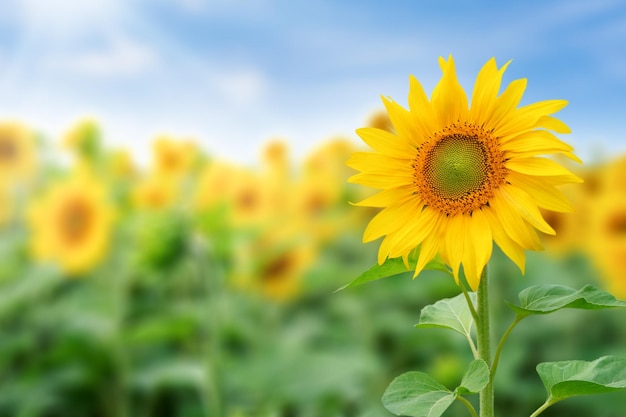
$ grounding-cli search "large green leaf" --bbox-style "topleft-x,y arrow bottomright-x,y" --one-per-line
383,360 -> 488,417
507,285 -> 626,318
457,359 -> 489,395
536,356 -> 626,406
335,252 -> 450,293
382,371 -> 455,417
416,292 -> 476,339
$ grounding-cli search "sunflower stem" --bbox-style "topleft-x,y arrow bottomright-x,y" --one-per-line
476,266 -> 494,417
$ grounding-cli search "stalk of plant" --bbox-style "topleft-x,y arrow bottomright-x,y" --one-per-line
344,56 -> 626,417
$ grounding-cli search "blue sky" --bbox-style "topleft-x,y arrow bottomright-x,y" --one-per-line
0,0 -> 625,166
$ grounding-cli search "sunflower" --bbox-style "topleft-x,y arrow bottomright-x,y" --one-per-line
585,157 -> 626,298
192,161 -> 236,212
587,192 -> 626,299
152,136 -> 197,179
348,56 -> 581,289
27,174 -> 114,275
232,232 -> 316,301
0,121 -> 37,185
132,174 -> 178,210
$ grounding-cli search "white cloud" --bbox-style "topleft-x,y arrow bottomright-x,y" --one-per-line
15,0 -> 125,38
211,69 -> 269,106
57,35 -> 159,78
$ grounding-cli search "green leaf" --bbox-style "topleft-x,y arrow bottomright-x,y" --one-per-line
536,356 -> 626,405
507,284 -> 626,318
335,251 -> 450,292
382,371 -> 455,417
416,292 -> 477,339
456,360 -> 489,395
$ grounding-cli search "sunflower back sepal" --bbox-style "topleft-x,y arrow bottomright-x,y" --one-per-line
506,284 -> 626,319
334,250 -> 450,293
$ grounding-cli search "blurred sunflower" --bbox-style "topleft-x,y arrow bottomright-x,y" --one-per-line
366,109 -> 394,133
192,161 -> 236,212
290,175 -> 343,242
587,192 -> 626,299
152,136 -> 197,179
107,149 -> 136,180
234,233 -> 316,301
261,140 -> 292,211
0,121 -> 37,185
27,174 -> 114,275
133,174 -> 178,210
304,138 -> 357,184
349,56 -> 581,289
586,157 -> 626,298
226,168 -> 272,228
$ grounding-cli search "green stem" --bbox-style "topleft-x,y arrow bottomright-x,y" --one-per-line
490,316 -> 523,381
460,281 -> 479,323
476,267 -> 493,417
460,282 -> 480,359
457,395 -> 479,417
529,398 -> 553,417
191,236 -> 222,417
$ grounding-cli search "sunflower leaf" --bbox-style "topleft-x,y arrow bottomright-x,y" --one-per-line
536,356 -> 626,407
382,371 -> 455,417
506,284 -> 626,319
416,292 -> 477,339
334,253 -> 449,292
456,359 -> 489,395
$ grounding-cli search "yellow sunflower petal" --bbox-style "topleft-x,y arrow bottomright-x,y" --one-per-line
386,206 -> 440,259
346,152 -> 411,174
442,214 -> 465,281
382,97 -> 422,147
483,208 -> 526,273
351,186 -> 415,208
500,184 -> 555,235
363,198 -> 423,242
535,115 -> 571,134
413,232 -> 440,278
507,172 -> 573,212
408,75 -> 437,138
469,58 -> 511,126
432,55 -> 469,128
490,191 -> 544,250
463,209 -> 493,290
355,127 -> 417,158
487,78 -> 527,128
495,99 -> 568,137
505,157 -> 582,180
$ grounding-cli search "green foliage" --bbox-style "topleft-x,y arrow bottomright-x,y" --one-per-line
535,356 -> 626,412
457,360 -> 489,395
382,360 -> 488,417
416,292 -> 477,339
507,284 -> 626,318
335,251 -> 451,293
382,371 -> 456,417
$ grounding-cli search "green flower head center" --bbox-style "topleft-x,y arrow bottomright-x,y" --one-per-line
424,134 -> 488,200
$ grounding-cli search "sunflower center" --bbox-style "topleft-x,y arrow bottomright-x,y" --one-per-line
413,123 -> 506,216
0,137 -> 17,162
424,135 -> 488,199
59,197 -> 93,245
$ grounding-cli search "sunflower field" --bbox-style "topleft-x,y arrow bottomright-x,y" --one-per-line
0,111 -> 625,417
